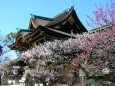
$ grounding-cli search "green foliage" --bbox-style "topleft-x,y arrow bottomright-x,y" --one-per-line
84,79 -> 100,86
3,32 -> 17,44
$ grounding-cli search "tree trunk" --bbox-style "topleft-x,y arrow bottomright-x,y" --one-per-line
0,74 -> 1,85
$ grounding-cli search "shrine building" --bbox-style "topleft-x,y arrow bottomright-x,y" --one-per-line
8,7 -> 87,51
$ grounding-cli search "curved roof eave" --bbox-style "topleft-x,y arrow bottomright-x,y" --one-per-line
46,9 -> 73,27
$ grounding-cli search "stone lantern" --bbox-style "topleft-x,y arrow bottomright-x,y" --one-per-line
102,67 -> 110,81
102,67 -> 110,74
13,66 -> 20,75
12,66 -> 20,85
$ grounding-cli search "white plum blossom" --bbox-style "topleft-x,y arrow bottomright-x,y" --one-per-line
19,28 -> 115,78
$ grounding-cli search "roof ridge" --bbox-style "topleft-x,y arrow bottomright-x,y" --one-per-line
53,6 -> 74,19
30,14 -> 53,21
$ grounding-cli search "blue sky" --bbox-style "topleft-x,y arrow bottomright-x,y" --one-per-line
0,0 -> 111,59
0,0 -> 111,35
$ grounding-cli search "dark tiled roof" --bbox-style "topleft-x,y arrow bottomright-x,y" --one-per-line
19,29 -> 33,36
46,9 -> 72,27
30,7 -> 75,28
30,17 -> 51,28
29,14 -> 53,28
